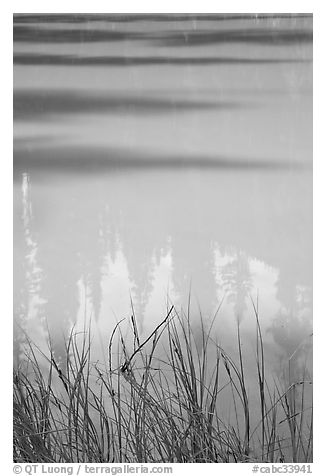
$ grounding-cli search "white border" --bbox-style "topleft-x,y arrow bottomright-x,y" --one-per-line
3,1 -> 323,473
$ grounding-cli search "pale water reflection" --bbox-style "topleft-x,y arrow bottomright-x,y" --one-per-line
13,166 -> 312,383
13,14 -> 312,417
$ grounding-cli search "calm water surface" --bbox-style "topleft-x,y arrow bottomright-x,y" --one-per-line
13,15 -> 312,399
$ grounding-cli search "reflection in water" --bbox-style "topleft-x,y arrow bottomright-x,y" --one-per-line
13,174 -> 43,365
13,23 -> 313,46
13,14 -> 312,438
267,285 -> 312,383
220,250 -> 253,322
13,166 -> 312,377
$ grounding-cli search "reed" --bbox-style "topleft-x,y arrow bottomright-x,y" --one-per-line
13,302 -> 312,463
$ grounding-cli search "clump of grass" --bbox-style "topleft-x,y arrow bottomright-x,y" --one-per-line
13,302 -> 312,463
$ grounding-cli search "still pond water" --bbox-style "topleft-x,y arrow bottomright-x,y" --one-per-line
13,15 -> 312,396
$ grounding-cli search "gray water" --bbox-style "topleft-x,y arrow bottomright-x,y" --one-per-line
13,14 -> 312,394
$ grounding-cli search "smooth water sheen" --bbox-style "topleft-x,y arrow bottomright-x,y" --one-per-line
13,15 -> 312,392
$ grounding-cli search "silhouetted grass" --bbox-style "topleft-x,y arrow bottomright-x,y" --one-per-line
13,301 -> 312,463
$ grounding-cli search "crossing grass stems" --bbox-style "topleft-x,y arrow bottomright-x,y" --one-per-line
13,300 -> 312,463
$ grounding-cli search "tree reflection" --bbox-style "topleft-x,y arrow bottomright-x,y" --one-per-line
13,166 -> 312,371
219,249 -> 253,322
13,173 -> 42,365
267,285 -> 312,385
